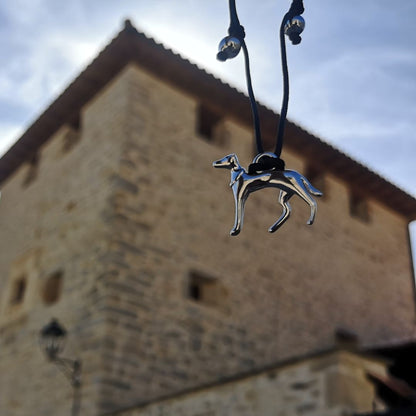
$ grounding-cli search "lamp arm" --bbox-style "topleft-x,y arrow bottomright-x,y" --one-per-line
53,357 -> 82,387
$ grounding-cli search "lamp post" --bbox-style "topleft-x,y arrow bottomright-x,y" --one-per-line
39,319 -> 82,416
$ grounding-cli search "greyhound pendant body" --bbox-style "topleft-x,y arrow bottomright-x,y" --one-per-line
213,153 -> 322,236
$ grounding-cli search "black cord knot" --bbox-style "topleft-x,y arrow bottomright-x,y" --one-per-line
288,0 -> 304,18
228,23 -> 245,41
287,32 -> 302,45
248,155 -> 285,175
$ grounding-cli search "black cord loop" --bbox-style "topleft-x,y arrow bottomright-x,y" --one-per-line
275,0 -> 304,157
241,41 -> 263,154
218,0 -> 304,171
224,0 -> 264,154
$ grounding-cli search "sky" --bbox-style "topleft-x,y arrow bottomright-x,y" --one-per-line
1,0 -> 415,244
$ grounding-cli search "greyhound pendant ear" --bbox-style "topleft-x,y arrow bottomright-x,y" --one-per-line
213,152 -> 323,236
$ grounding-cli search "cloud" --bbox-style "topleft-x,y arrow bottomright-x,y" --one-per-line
0,0 -> 105,151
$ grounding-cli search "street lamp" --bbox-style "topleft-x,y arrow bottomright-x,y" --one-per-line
39,318 -> 67,360
39,319 -> 82,416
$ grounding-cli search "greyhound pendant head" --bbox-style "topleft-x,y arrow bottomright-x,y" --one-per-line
212,153 -> 241,170
213,152 -> 323,236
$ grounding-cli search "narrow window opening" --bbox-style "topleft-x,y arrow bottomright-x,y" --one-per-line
42,271 -> 63,305
188,271 -> 215,303
62,126 -> 81,154
68,112 -> 81,130
197,104 -> 222,142
350,193 -> 370,223
188,271 -> 226,307
22,153 -> 39,188
189,282 -> 201,301
11,276 -> 26,305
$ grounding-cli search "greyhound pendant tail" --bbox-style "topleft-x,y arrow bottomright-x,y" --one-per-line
213,153 -> 322,236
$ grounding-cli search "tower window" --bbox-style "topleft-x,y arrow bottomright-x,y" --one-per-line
196,104 -> 222,142
42,271 -> 63,305
350,193 -> 370,223
189,279 -> 202,301
188,271 -> 227,307
10,276 -> 26,305
22,154 -> 40,188
61,127 -> 81,154
189,272 -> 214,302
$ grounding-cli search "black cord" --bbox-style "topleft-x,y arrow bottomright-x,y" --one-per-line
241,40 -> 264,154
228,0 -> 240,33
275,0 -> 304,157
275,15 -> 289,157
226,0 -> 263,154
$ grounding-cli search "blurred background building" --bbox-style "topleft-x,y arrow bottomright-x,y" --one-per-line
1,21 -> 416,416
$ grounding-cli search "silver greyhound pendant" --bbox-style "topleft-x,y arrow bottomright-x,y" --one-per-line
213,152 -> 323,236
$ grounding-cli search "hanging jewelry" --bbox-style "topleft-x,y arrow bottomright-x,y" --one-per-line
213,0 -> 322,236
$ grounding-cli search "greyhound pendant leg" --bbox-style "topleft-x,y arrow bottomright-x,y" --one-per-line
231,184 -> 249,236
269,190 -> 292,233
230,182 -> 242,236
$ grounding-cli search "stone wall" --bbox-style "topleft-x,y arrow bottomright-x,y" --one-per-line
113,350 -> 387,416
